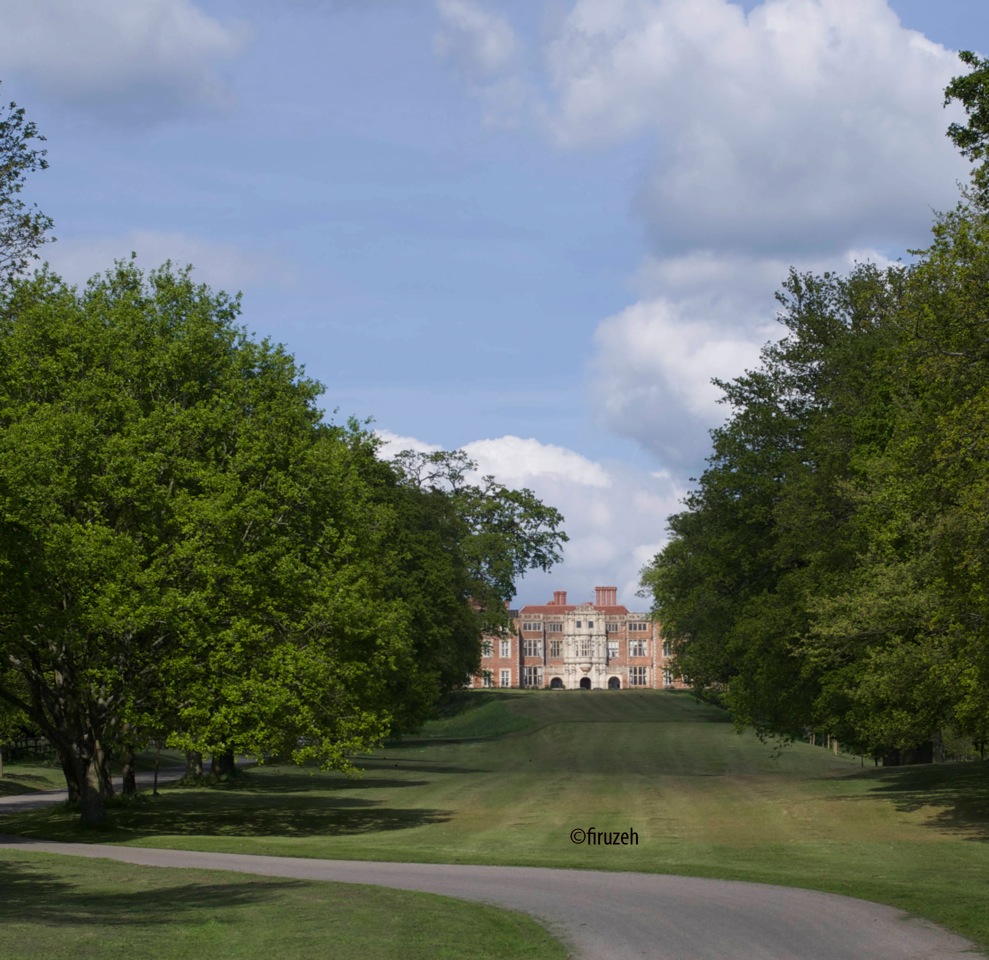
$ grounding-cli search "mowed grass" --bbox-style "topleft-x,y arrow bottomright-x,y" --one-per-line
0,848 -> 566,960
4,691 -> 989,951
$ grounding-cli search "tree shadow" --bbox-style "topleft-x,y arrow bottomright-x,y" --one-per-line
12,790 -> 451,842
836,761 -> 989,841
0,856 -> 309,927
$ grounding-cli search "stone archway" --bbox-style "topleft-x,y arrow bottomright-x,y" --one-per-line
608,676 -> 621,690
579,677 -> 591,690
549,677 -> 564,689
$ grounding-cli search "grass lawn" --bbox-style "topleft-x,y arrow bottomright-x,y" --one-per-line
0,848 -> 566,960
3,690 -> 989,952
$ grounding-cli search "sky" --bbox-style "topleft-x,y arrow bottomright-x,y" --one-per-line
3,0 -> 985,607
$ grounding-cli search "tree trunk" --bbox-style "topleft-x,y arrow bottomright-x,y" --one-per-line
80,740 -> 112,825
210,748 -> 236,778
121,743 -> 137,796
185,750 -> 203,778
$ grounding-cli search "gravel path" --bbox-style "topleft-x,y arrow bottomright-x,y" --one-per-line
0,831 -> 982,960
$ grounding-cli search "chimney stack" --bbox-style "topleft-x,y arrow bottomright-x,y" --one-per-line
595,586 -> 618,607
553,590 -> 567,606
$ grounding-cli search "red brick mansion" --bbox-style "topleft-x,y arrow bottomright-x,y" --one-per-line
471,586 -> 687,691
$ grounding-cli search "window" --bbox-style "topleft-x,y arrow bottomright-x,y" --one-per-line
629,639 -> 647,658
481,640 -> 493,657
522,621 -> 542,632
523,638 -> 543,658
628,621 -> 649,632
575,620 -> 581,628
663,669 -> 673,687
549,639 -> 562,658
500,669 -> 511,688
605,621 -> 621,633
500,639 -> 510,658
663,641 -> 671,657
629,666 -> 648,687
607,641 -> 618,661
523,666 -> 542,688
579,637 -> 593,658
547,621 -> 563,632
482,671 -> 493,688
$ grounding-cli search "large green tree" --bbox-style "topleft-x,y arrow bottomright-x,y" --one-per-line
0,261 -> 421,821
0,260 -> 569,821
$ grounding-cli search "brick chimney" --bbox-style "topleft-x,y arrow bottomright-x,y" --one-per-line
552,590 -> 567,606
594,586 -> 617,607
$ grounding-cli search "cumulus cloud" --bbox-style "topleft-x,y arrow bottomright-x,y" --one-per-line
376,430 -> 683,607
593,245 -> 906,466
544,0 -> 966,254
0,0 -> 249,121
45,230 -> 296,292
591,290 -> 765,467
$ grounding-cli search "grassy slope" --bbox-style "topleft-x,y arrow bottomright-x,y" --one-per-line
3,691 -> 989,951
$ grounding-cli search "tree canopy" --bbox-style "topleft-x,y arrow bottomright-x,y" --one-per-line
641,51 -> 989,763
0,261 -> 567,821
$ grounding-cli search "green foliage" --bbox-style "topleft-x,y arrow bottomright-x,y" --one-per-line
0,89 -> 52,282
0,259 -> 568,820
641,58 -> 989,760
945,51 -> 989,203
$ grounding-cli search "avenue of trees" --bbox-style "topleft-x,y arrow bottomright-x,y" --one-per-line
0,92 -> 566,823
642,52 -> 989,764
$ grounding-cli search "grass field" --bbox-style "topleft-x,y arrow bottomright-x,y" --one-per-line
0,848 -> 566,960
3,690 -> 989,952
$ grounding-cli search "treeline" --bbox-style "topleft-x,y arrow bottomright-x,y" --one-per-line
641,53 -> 989,764
0,94 -> 566,823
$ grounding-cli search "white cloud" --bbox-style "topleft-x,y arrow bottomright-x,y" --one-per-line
462,435 -> 611,488
0,0 -> 249,121
376,430 -> 684,608
433,0 -> 532,127
434,0 -> 518,77
591,292 -> 764,467
45,230 -> 296,292
592,244 -> 908,467
375,430 -> 443,457
543,0 -> 967,254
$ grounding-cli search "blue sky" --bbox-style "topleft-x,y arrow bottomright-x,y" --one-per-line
4,0 -> 985,605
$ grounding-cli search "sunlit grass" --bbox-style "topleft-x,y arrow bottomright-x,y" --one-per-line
4,690 -> 989,951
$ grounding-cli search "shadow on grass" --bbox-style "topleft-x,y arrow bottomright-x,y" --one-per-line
4,789 -> 452,843
0,773 -> 57,798
0,856 -> 307,927
840,761 -> 989,841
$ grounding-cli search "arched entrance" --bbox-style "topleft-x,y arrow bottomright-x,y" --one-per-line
579,677 -> 591,690
549,677 -> 564,689
608,676 -> 621,690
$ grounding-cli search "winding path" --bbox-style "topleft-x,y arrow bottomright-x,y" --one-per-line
0,783 -> 983,959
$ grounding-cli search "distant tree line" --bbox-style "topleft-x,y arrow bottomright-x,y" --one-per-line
641,52 -> 989,765
0,88 -> 566,823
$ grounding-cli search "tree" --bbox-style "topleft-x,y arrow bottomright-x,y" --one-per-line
390,449 -> 568,634
0,89 -> 52,283
0,261 -> 425,821
0,259 -> 571,822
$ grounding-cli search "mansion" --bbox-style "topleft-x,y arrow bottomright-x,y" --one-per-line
471,586 -> 687,691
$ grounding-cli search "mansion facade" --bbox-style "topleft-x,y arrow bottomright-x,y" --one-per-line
471,586 -> 687,691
